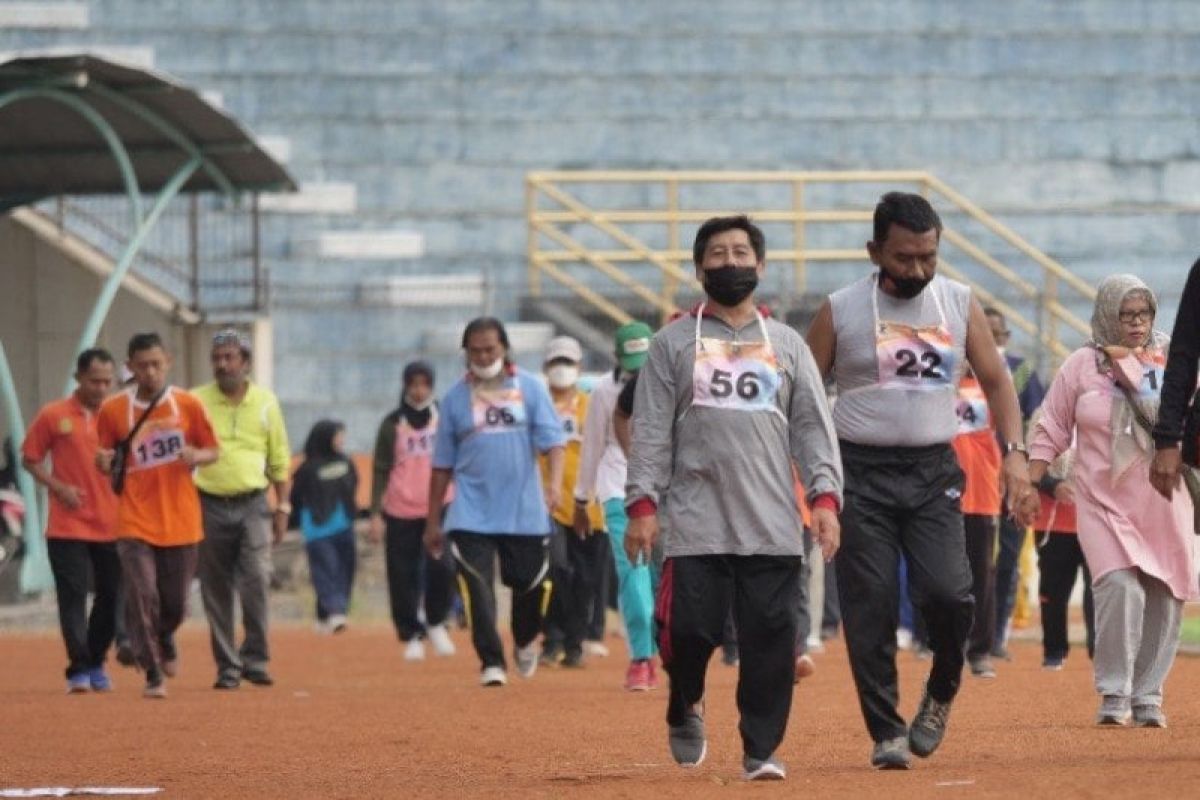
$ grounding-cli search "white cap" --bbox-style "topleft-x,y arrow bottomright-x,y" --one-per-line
544,336 -> 583,364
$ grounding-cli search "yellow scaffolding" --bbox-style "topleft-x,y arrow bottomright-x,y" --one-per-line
526,170 -> 1095,367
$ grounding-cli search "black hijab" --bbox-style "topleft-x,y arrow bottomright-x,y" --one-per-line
400,361 -> 436,429
290,420 -> 357,527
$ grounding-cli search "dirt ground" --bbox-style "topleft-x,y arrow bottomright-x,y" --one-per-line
4,623 -> 1200,799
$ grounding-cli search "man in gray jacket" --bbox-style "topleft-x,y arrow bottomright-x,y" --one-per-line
624,215 -> 843,782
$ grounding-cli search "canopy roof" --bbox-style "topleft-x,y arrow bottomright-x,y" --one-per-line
0,53 -> 296,210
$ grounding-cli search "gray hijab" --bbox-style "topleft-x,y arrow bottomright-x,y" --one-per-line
1086,274 -> 1168,482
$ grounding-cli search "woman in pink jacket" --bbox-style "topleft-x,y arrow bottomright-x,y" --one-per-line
1030,274 -> 1197,728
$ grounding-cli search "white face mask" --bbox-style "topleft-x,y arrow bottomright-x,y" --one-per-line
405,393 -> 434,411
546,365 -> 579,390
469,358 -> 504,381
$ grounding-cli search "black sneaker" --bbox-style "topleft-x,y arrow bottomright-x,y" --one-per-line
143,668 -> 167,699
909,688 -> 953,758
115,641 -> 136,668
539,643 -> 564,667
560,650 -> 585,669
213,674 -> 240,690
242,669 -> 274,687
871,736 -> 912,770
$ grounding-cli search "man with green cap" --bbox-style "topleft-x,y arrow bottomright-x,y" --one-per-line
574,320 -> 659,691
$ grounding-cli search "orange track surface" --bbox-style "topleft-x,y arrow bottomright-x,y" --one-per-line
4,624 -> 1200,798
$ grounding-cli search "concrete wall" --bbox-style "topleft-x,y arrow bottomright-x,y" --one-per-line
0,214 -> 199,444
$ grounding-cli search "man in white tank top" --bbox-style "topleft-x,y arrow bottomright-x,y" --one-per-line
806,192 -> 1038,770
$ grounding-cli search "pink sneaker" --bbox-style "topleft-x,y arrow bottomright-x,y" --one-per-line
647,660 -> 660,690
624,660 -> 652,692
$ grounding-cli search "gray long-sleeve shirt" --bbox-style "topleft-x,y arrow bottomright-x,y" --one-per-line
625,310 -> 843,558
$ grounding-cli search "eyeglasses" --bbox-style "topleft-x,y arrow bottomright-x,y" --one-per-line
1118,310 -> 1154,324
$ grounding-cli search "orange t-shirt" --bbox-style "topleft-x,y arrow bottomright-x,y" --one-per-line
97,387 -> 218,546
21,395 -> 119,542
952,376 -> 1002,516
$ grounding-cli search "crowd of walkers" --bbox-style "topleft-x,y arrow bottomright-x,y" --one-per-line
18,193 -> 1200,782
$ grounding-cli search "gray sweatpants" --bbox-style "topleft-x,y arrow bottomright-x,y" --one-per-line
1092,568 -> 1182,709
198,491 -> 273,680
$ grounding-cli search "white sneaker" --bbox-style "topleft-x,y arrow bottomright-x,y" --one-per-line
583,640 -> 610,658
514,643 -> 539,679
327,614 -> 348,634
404,638 -> 426,661
427,624 -> 456,657
480,666 -> 507,687
896,627 -> 913,651
314,620 -> 332,635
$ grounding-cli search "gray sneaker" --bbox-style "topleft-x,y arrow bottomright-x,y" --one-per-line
969,656 -> 997,679
1097,694 -> 1131,726
668,709 -> 707,768
742,755 -> 786,781
1132,705 -> 1167,728
514,643 -> 539,679
870,736 -> 912,770
909,689 -> 953,758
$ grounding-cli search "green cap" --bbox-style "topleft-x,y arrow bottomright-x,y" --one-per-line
615,321 -> 653,371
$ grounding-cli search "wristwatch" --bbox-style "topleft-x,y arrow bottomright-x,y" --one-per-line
1003,442 -> 1029,458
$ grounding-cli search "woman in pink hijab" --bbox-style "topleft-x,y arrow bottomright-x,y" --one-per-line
1029,274 -> 1197,728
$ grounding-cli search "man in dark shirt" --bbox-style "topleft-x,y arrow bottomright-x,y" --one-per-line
1151,258 -> 1200,499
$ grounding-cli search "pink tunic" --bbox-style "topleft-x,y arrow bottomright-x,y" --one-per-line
1031,347 -> 1197,601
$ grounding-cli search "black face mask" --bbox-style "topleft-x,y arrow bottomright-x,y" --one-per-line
880,270 -> 932,300
703,265 -> 759,307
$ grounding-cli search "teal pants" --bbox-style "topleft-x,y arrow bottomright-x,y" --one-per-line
603,499 -> 660,661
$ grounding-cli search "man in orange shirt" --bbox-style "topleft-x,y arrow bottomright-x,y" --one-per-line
22,348 -> 121,694
97,332 -> 219,699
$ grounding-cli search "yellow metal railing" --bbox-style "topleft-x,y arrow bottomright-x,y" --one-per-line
526,170 -> 1096,366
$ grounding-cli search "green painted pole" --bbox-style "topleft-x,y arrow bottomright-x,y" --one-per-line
0,340 -> 51,592
65,155 -> 203,395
